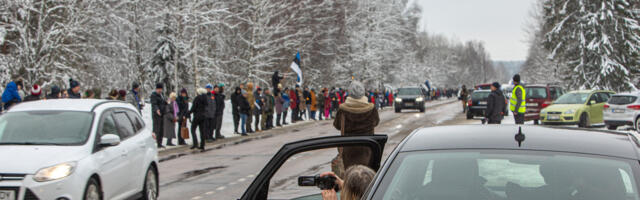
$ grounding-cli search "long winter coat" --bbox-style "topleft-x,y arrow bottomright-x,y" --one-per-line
310,91 -> 317,111
239,95 -> 251,115
317,92 -> 325,111
163,101 -> 177,140
126,90 -> 142,112
333,96 -> 380,171
231,89 -> 242,113
486,90 -> 506,122
254,93 -> 264,115
190,94 -> 209,120
275,95 -> 285,114
177,96 -> 190,120
214,92 -> 225,116
265,94 -> 275,115
289,90 -> 297,109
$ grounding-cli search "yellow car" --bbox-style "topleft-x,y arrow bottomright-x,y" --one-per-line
540,90 -> 615,127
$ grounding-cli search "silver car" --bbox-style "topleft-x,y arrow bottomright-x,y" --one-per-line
604,92 -> 640,131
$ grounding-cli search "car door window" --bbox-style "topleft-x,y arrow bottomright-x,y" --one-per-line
113,112 -> 135,139
125,110 -> 144,132
100,113 -> 119,137
598,93 -> 611,103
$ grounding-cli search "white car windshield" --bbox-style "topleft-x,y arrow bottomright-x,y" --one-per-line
554,93 -> 590,104
377,151 -> 640,200
0,111 -> 93,145
397,88 -> 422,96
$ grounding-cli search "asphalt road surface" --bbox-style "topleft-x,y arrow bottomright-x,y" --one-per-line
157,99 -> 467,200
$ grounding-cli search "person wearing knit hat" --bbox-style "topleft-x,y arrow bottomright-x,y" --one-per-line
510,74 -> 526,124
332,80 -> 380,175
485,82 -> 506,124
46,85 -> 61,100
67,79 -> 81,99
23,84 -> 42,102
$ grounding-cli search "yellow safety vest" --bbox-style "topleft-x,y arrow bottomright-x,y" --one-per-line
510,85 -> 526,113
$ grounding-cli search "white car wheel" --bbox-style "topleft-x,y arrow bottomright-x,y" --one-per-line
143,167 -> 158,200
84,178 -> 101,200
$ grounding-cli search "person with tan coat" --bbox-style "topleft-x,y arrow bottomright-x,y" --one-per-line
310,89 -> 317,120
245,82 -> 255,133
332,81 -> 380,176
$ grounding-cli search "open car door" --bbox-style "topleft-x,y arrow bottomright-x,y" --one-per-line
239,134 -> 388,200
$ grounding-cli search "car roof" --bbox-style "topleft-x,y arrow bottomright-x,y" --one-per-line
568,89 -> 613,94
612,92 -> 640,97
7,99 -> 131,112
525,84 -> 561,88
401,125 -> 640,160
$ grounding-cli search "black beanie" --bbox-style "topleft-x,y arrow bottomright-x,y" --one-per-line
513,74 -> 521,83
69,79 -> 80,88
132,82 -> 140,89
156,83 -> 163,89
492,82 -> 501,89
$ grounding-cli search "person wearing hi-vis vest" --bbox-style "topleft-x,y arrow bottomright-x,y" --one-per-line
510,74 -> 526,124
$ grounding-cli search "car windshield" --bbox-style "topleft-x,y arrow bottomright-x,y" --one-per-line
376,151 -> 640,200
472,92 -> 491,100
554,93 -> 590,104
526,87 -> 548,99
609,96 -> 638,105
0,111 -> 93,145
397,88 -> 422,96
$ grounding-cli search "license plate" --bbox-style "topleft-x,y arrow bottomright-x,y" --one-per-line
405,103 -> 414,106
478,101 -> 487,105
547,115 -> 560,120
526,103 -> 538,107
612,109 -> 625,113
0,190 -> 15,200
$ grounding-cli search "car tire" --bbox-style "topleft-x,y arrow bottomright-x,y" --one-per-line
534,120 -> 539,125
142,165 -> 159,200
636,117 -> 640,133
466,111 -> 473,119
83,178 -> 102,200
395,108 -> 401,113
578,113 -> 589,128
419,107 -> 425,113
607,125 -> 618,130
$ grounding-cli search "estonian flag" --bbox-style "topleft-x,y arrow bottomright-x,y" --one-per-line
290,52 -> 303,85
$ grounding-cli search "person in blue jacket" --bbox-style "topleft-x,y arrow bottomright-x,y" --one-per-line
2,81 -> 23,110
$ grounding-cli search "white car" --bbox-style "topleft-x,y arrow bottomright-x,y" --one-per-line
0,99 -> 159,200
604,92 -> 640,131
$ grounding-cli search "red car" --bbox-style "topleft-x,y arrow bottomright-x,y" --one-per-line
524,84 -> 565,124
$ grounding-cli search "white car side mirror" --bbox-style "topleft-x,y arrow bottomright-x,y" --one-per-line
99,134 -> 121,147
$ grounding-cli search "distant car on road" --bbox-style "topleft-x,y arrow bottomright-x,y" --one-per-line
604,92 -> 640,131
394,87 -> 426,113
475,83 -> 492,90
541,90 -> 614,127
0,100 -> 159,200
466,90 -> 491,119
524,84 -> 565,124
240,125 -> 640,200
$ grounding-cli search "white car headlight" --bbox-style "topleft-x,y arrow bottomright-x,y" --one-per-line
395,98 -> 402,102
416,97 -> 424,102
33,162 -> 76,182
564,109 -> 576,114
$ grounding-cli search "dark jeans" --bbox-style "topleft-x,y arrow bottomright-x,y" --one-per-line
276,113 -> 282,126
514,113 -> 525,124
232,111 -> 240,133
246,109 -> 253,132
240,114 -> 247,134
292,108 -> 299,122
152,114 -> 164,147
266,114 -> 274,129
282,110 -> 288,124
191,117 -> 207,149
318,107 -> 324,120
207,117 -> 216,140
254,113 -> 261,131
488,119 -> 502,124
177,118 -> 187,144
215,114 -> 223,138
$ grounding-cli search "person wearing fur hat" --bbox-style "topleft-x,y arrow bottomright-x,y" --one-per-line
67,79 -> 81,99
23,84 -> 42,102
190,88 -> 210,151
332,80 -> 380,176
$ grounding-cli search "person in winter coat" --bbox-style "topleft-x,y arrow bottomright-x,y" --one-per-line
289,87 -> 299,123
333,81 -> 380,175
67,79 -> 81,99
281,88 -> 291,125
106,89 -> 119,100
163,92 -> 178,146
245,82 -> 255,133
126,82 -> 143,113
213,84 -> 226,139
150,83 -> 167,148
176,88 -> 190,145
2,81 -> 22,110
239,91 -> 251,136
118,90 -> 126,101
272,70 -> 284,93
254,88 -> 264,132
275,91 -> 285,127
46,86 -> 61,100
262,89 -> 275,130
304,87 -> 312,120
23,84 -> 42,102
485,82 -> 506,124
298,87 -> 306,120
323,88 -> 331,119
231,87 -> 243,134
84,89 -> 95,99
310,89 -> 318,120
190,88 -> 209,151
317,88 -> 326,120
459,85 -> 469,113
205,84 -> 217,141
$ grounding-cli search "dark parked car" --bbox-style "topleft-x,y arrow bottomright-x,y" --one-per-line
524,84 -> 565,124
467,90 -> 491,119
240,125 -> 640,200
394,87 -> 426,113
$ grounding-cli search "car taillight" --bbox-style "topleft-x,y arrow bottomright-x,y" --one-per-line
604,104 -> 610,108
628,105 -> 640,110
542,101 -> 552,108
468,99 -> 472,106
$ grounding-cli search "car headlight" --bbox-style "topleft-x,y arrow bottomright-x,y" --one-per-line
564,109 -> 576,114
33,162 -> 76,182
395,98 -> 402,102
416,97 -> 424,102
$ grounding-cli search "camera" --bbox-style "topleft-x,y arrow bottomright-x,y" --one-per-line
298,175 -> 340,191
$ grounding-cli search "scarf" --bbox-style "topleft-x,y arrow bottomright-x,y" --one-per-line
172,101 -> 179,118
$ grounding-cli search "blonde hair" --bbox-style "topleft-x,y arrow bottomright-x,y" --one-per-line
169,92 -> 177,100
341,165 -> 375,200
246,82 -> 254,91
197,88 -> 207,95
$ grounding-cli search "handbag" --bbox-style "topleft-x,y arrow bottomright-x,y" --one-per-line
180,120 -> 190,139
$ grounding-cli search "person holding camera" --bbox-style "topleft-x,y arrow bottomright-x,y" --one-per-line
319,165 -> 376,200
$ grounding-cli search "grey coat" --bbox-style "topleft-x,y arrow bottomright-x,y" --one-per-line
163,101 -> 177,140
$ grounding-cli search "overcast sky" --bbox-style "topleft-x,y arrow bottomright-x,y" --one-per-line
414,0 -> 536,61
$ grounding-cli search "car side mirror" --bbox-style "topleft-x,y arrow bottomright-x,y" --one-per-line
99,134 -> 121,147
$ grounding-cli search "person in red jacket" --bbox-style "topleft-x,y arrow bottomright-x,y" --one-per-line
388,91 -> 394,105
289,88 -> 299,123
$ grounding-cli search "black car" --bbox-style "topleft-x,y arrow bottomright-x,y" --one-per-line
240,125 -> 640,200
394,87 -> 426,113
467,90 -> 491,119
